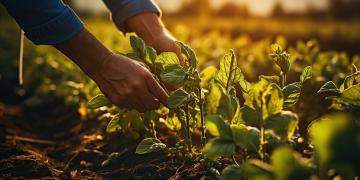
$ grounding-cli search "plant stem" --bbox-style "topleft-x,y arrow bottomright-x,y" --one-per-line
259,91 -> 266,161
185,104 -> 192,152
232,155 -> 240,166
281,72 -> 286,88
198,86 -> 206,147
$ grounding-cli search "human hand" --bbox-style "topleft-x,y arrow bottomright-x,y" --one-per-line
93,53 -> 168,112
125,12 -> 183,64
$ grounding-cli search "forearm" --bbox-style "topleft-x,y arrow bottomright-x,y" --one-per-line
125,12 -> 169,45
54,28 -> 111,79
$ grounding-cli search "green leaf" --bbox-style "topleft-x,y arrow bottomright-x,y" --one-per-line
135,138 -> 166,154
309,113 -> 360,176
243,79 -> 269,112
167,89 -> 194,108
202,138 -> 235,159
87,94 -> 111,109
242,160 -> 273,179
263,83 -> 284,120
317,81 -> 340,93
106,115 -> 121,133
218,91 -> 236,121
259,75 -> 280,85
123,52 -> 141,61
176,41 -> 197,69
343,72 -> 360,90
352,64 -> 358,74
215,50 -> 242,90
231,125 -> 260,151
205,115 -> 232,140
201,66 -> 218,86
146,46 -> 157,64
162,114 -> 182,131
282,82 -> 301,108
239,105 -> 261,127
264,111 -> 298,140
300,66 -> 312,83
341,83 -> 360,106
206,83 -> 222,114
160,64 -> 187,84
270,44 -> 291,74
239,74 -> 252,93
220,165 -> 245,180
130,36 -> 147,60
155,52 -> 179,70
271,147 -> 311,180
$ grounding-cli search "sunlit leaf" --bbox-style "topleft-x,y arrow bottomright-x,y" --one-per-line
231,125 -> 260,151
160,64 -> 187,84
130,35 -> 147,60
215,50 -> 242,90
352,64 -> 358,74
135,138 -> 166,154
263,83 -> 284,120
205,115 -> 232,140
176,41 -> 197,69
206,83 -> 222,114
87,94 -> 111,109
155,52 -> 179,70
300,66 -> 312,83
282,82 -> 301,108
317,81 -> 340,94
270,44 -> 291,74
167,89 -> 194,108
106,115 -> 121,133
202,138 -> 235,159
162,114 -> 182,131
343,72 -> 360,90
259,75 -> 280,85
264,111 -> 298,140
201,66 -> 218,87
218,91 -> 237,121
341,83 -> 360,106
239,74 -> 252,93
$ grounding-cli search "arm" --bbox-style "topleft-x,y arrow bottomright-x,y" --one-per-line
102,0 -> 183,63
55,29 -> 168,112
1,0 -> 168,112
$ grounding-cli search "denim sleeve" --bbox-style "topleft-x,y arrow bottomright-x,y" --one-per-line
102,0 -> 161,33
0,0 -> 84,45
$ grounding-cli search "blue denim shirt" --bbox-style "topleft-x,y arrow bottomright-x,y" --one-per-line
0,0 -> 160,45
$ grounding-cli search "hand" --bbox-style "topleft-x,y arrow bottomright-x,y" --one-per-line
93,53 -> 169,112
146,32 -> 184,65
125,12 -> 183,64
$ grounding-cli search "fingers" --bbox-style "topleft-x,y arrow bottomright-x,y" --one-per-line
145,73 -> 169,106
173,43 -> 184,65
136,87 -> 160,110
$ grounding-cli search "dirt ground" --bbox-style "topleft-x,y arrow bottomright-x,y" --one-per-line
0,101 -> 222,179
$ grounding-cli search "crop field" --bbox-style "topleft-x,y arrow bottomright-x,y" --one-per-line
1,5 -> 360,180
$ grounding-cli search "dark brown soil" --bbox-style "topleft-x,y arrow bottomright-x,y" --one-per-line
0,102 -> 218,179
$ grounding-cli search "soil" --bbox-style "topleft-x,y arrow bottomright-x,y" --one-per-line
0,101 -> 220,179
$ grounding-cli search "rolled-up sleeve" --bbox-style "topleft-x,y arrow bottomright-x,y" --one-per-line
102,0 -> 161,33
0,0 -> 83,45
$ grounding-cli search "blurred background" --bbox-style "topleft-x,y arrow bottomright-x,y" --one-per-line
71,0 -> 360,54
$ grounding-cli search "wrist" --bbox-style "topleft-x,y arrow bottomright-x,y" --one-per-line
125,12 -> 167,46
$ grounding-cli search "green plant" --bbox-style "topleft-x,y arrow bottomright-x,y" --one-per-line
318,64 -> 360,112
